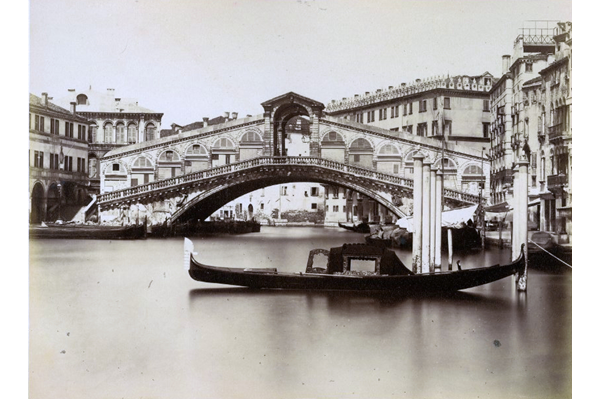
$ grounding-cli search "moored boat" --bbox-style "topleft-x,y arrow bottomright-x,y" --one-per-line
338,221 -> 371,233
29,222 -> 147,240
185,238 -> 526,293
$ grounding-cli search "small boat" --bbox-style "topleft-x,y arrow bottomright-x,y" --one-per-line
528,231 -> 572,267
185,238 -> 526,293
338,221 -> 371,233
29,222 -> 147,240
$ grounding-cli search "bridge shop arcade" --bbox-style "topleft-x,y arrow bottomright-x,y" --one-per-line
96,92 -> 488,229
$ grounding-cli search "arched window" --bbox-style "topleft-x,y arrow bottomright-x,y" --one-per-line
157,150 -> 182,179
239,131 -> 263,161
349,138 -> 374,168
127,123 -> 137,144
321,131 -> 345,145
240,131 -> 262,142
76,94 -> 88,105
131,156 -> 154,187
103,162 -> 127,192
461,164 -> 485,195
349,138 -> 373,151
103,122 -> 114,144
211,137 -> 236,167
116,122 -> 126,144
213,137 -> 235,149
145,123 -> 156,142
377,144 -> 402,175
184,144 -> 209,173
378,144 -> 400,155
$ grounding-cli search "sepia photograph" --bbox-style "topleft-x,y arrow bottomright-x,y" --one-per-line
20,0 -> 579,398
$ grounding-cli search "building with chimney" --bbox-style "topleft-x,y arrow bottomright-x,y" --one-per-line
29,93 -> 92,223
55,88 -> 163,194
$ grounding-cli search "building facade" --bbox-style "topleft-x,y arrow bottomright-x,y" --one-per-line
29,93 -> 92,223
489,21 -> 571,242
325,73 -> 495,154
55,88 -> 163,194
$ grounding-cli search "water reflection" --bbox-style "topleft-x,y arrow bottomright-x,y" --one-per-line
29,227 -> 571,398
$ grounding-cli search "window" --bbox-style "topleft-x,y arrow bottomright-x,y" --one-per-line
65,156 -> 73,172
406,125 -> 413,134
40,117 -> 45,132
50,118 -> 57,134
113,163 -> 120,171
65,122 -> 73,138
76,94 -> 88,105
444,97 -> 451,109
403,104 -> 408,116
281,186 -> 288,196
409,103 -> 413,114
419,100 -> 427,112
525,63 -> 533,72
145,123 -> 156,141
35,115 -> 40,131
483,100 -> 490,111
332,186 -> 339,199
433,98 -> 438,110
311,203 -> 318,210
393,164 -> 399,174
311,187 -> 319,196
482,122 -> 490,138
127,124 -> 137,143
333,205 -> 339,212
33,151 -> 43,168
417,123 -> 427,137
444,120 -> 452,135
432,121 -> 438,136
354,154 -> 360,162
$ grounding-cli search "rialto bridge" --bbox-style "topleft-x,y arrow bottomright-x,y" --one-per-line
96,92 -> 488,225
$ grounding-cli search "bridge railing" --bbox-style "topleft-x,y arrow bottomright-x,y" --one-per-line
97,156 -> 479,205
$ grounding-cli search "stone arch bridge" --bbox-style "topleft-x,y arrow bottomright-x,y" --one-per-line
97,92 -> 487,225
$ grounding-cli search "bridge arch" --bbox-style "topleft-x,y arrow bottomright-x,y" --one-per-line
170,165 -> 407,224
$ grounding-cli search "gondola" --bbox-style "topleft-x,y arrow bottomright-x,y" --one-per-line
29,222 -> 147,240
338,221 -> 371,233
185,238 -> 525,293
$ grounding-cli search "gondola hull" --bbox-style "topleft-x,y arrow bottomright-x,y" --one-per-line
29,224 -> 147,240
186,239 -> 525,293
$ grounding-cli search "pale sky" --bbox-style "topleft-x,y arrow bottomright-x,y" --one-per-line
29,0 -> 572,127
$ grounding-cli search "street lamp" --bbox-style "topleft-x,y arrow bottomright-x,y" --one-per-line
57,182 -> 62,222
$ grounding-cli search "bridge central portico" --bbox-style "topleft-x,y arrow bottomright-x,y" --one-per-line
97,92 -> 488,226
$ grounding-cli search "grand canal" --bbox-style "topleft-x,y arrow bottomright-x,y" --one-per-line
29,226 -> 571,398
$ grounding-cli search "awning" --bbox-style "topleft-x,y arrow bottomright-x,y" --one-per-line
396,205 -> 479,233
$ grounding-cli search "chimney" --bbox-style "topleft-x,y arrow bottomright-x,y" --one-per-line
401,83 -> 406,87
202,117 -> 209,127
223,111 -> 230,120
246,114 -> 252,118
388,86 -> 394,90
365,92 -> 370,96
70,102 -> 76,114
502,55 -> 511,74
231,112 -> 238,120
354,94 -> 359,98
416,79 -> 421,83
41,92 -> 48,106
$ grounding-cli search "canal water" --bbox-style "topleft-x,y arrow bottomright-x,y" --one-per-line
29,226 -> 571,398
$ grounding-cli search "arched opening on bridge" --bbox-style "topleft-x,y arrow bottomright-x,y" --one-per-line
184,144 -> 209,173
284,116 -> 311,157
433,156 -> 459,189
376,143 -> 402,175
131,156 -> 155,187
211,137 -> 236,167
157,150 -> 183,179
261,92 -> 325,158
349,138 -> 374,168
239,131 -> 263,161
273,103 -> 310,157
461,164 -> 485,195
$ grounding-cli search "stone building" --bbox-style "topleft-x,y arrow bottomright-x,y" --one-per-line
325,73 -> 495,154
29,93 -> 92,223
489,20 -> 571,242
55,88 -> 163,194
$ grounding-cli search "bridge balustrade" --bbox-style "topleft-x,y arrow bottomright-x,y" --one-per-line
97,156 -> 479,206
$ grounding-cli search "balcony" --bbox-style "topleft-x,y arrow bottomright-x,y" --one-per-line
547,173 -> 567,189
548,123 -> 570,143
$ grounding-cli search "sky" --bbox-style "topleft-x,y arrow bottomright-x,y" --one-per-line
28,0 -> 572,128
